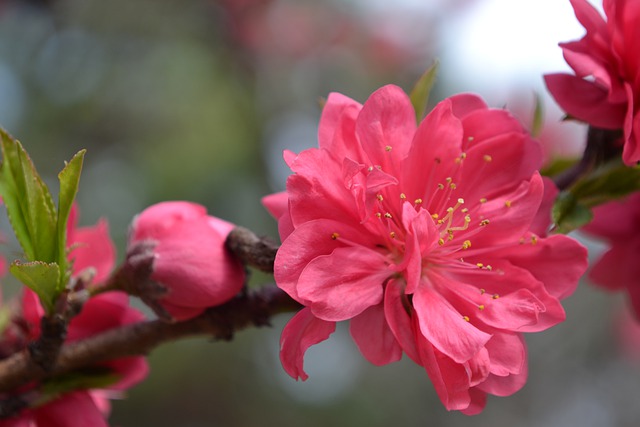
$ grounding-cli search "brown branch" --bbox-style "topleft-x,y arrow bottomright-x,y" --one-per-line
0,284 -> 300,394
226,226 -> 279,272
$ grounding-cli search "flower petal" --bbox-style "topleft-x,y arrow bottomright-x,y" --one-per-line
350,303 -> 402,366
297,247 -> 389,321
280,308 -> 336,380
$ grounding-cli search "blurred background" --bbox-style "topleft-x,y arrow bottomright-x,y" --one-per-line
1,0 -> 639,426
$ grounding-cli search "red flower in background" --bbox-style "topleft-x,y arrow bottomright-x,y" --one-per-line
264,85 -> 587,414
544,0 -> 640,165
582,193 -> 640,318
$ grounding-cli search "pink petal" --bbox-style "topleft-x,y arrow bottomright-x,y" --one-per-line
297,247 -> 389,321
69,219 -> 116,284
131,201 -> 207,241
403,98 -> 463,200
318,92 -> 363,159
448,93 -> 488,120
34,392 -> 108,427
384,278 -> 420,363
477,359 -> 528,397
461,388 -> 487,416
484,332 -> 526,377
275,219 -> 380,302
350,303 -> 402,366
355,85 -> 416,177
544,73 -> 626,128
414,320 -> 472,411
279,307 -> 336,380
413,281 -> 491,364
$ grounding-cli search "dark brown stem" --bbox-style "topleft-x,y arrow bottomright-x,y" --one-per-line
226,226 -> 279,273
0,284 -> 300,395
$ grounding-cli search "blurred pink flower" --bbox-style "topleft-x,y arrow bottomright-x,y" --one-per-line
582,192 -> 640,317
544,0 -> 640,165
129,201 -> 245,321
0,210 -> 148,427
264,85 -> 587,414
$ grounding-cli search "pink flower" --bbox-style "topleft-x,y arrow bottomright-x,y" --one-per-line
13,290 -> 149,427
544,0 -> 640,165
0,211 -> 148,427
129,201 -> 246,321
264,85 -> 588,414
582,192 -> 640,317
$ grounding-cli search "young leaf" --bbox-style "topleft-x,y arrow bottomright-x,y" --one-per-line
409,60 -> 439,122
531,93 -> 544,138
10,261 -> 61,314
0,130 -> 57,262
551,191 -> 593,234
56,150 -> 86,284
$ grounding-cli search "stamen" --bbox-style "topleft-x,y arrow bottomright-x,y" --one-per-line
414,198 -> 423,205
479,219 -> 490,226
331,232 -> 340,240
389,231 -> 396,239
437,183 -> 445,190
438,238 -> 445,246
478,305 -> 485,311
483,154 -> 493,162
375,212 -> 382,218
462,240 -> 472,250
531,236 -> 538,245
492,294 -> 500,299
400,193 -> 406,200
385,145 -> 392,152
462,316 -> 470,322
480,288 -> 486,295
480,197 -> 487,203
505,200 -> 512,208
384,212 -> 393,219
377,194 -> 384,202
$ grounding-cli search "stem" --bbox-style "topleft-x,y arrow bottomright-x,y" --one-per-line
0,284 -> 300,395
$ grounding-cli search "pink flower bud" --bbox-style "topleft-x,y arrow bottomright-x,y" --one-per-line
129,201 -> 246,321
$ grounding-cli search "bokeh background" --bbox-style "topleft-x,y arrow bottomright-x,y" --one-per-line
0,0 -> 639,426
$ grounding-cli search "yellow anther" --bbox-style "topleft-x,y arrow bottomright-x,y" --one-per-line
400,193 -> 406,200
480,197 -> 487,203
461,208 -> 469,213
375,212 -> 382,218
505,200 -> 512,208
389,231 -> 396,239
448,230 -> 454,241
437,219 -> 444,225
462,316 -> 470,322
447,207 -> 454,213
437,183 -> 445,190
367,166 -> 374,172
431,213 -> 439,219
414,198 -> 423,205
492,294 -> 500,299
377,194 -> 384,202
457,198 -> 465,204
531,236 -> 538,245
446,177 -> 452,183
331,232 -> 340,240
450,183 -> 457,190
483,154 -> 493,162
460,152 -> 467,159
480,288 -> 486,295
479,219 -> 490,226
478,305 -> 485,311
438,238 -> 445,246
384,212 -> 393,219
486,265 -> 492,271
464,215 -> 471,223
476,263 -> 484,268
468,136 -> 475,142
462,240 -> 472,250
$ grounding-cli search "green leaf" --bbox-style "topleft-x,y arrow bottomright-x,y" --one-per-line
56,150 -> 85,284
531,93 -> 544,137
10,261 -> 60,315
540,157 -> 578,177
551,160 -> 640,233
0,130 -> 57,262
551,191 -> 593,234
409,60 -> 439,122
